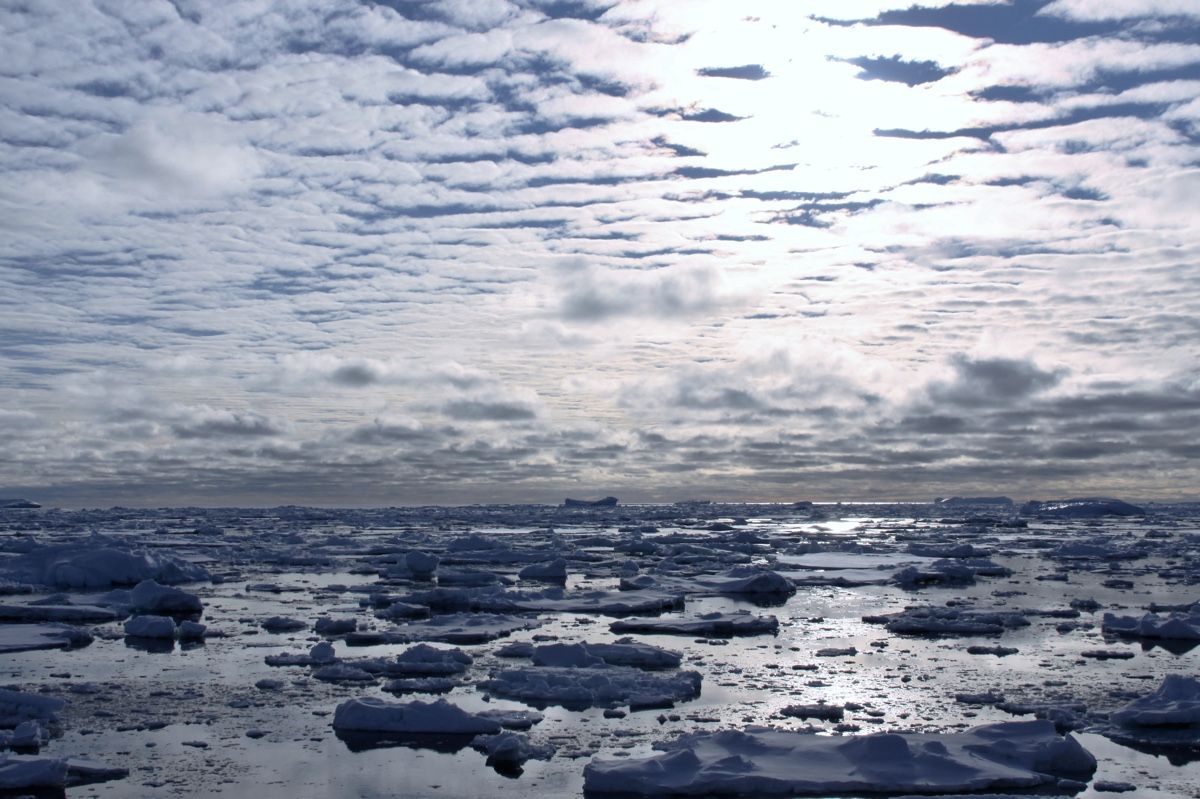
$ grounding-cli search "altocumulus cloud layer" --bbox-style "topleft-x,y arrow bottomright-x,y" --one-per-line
1,0 -> 1199,505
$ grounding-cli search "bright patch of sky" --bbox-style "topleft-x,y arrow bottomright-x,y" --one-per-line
1,0 -> 1198,505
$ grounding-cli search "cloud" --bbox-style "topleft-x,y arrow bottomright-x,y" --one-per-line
265,354 -> 490,390
1041,0 -> 1200,21
170,408 -> 290,440
346,416 -> 453,446
696,64 -> 771,80
554,261 -> 744,322
442,398 -> 540,421
926,354 -> 1067,408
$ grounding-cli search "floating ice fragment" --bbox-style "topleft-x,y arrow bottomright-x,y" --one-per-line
583,720 -> 1095,796
610,611 -> 778,637
332,697 -> 501,735
123,615 -> 177,639
1102,610 -> 1200,641
480,665 -> 702,710
519,558 -> 568,582
129,579 -> 203,614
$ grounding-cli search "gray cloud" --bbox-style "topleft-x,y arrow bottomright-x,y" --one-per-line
442,398 -> 540,422
555,262 -> 742,322
927,354 -> 1067,408
171,409 -> 290,440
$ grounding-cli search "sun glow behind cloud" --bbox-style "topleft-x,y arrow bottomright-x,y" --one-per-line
0,0 -> 1198,505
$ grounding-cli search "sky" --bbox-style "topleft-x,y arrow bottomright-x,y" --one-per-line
2,0 -> 1199,507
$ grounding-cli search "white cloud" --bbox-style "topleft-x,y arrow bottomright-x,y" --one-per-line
1041,0 -> 1200,21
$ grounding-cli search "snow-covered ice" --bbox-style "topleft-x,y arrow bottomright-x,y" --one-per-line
610,610 -> 779,637
332,697 -> 502,734
583,721 -> 1095,796
481,664 -> 703,710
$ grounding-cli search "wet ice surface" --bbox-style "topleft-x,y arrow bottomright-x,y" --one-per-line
1,501 -> 1199,797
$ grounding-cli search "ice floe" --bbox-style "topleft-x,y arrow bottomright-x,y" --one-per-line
863,606 -> 1030,636
583,720 -> 1095,796
471,730 -> 555,772
530,640 -> 682,670
610,611 -> 778,637
481,665 -> 702,710
1102,609 -> 1200,640
348,613 -> 544,645
0,623 -> 93,653
1,537 -> 208,589
333,697 -> 502,735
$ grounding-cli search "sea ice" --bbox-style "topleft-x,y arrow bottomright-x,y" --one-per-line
583,720 -> 1095,796
0,602 -> 120,623
480,665 -> 702,710
395,586 -> 683,616
863,606 -> 1030,636
1102,675 -> 1200,750
1,537 -> 209,589
332,697 -> 502,734
1024,498 -> 1145,518
471,730 -> 555,771
128,579 -> 203,614
262,616 -> 307,633
1110,675 -> 1200,728
0,754 -> 68,789
0,623 -> 93,653
313,663 -> 376,682
383,677 -> 460,694
621,566 -> 795,599
891,558 -> 1012,588
349,613 -> 544,645
265,641 -> 338,667
314,617 -> 357,635
390,643 -> 473,675
406,550 -> 439,578
519,558 -> 568,581
0,689 -> 63,726
123,614 -> 177,639
1102,610 -> 1200,640
610,611 -> 779,637
531,640 -> 682,670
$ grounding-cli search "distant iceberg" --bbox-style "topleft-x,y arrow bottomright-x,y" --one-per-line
934,496 -> 1013,507
563,496 -> 618,508
1021,497 -> 1144,518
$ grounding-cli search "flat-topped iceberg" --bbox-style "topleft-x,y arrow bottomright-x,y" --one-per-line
611,611 -> 778,637
531,640 -> 682,670
1102,675 -> 1200,750
0,754 -> 68,790
333,697 -> 501,735
1110,675 -> 1200,728
620,566 -> 794,599
0,623 -> 93,654
863,606 -> 1030,636
583,720 -> 1095,796
0,689 -> 64,727
1022,498 -> 1144,518
1102,610 -> 1200,641
481,665 -> 702,710
471,730 -> 555,771
128,579 -> 203,614
347,613 -> 543,645
396,586 -> 683,616
390,643 -> 472,675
